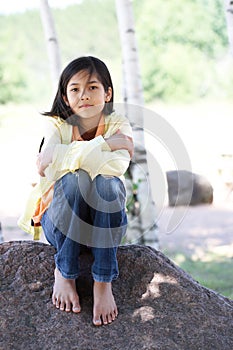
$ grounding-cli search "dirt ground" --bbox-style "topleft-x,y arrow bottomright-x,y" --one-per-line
157,200 -> 233,258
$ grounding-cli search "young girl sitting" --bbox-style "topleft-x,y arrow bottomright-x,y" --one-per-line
18,56 -> 133,326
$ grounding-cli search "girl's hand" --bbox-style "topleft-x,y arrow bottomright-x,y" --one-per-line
36,145 -> 55,177
105,130 -> 134,158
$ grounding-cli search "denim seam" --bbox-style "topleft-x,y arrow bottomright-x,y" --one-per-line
92,272 -> 119,283
55,261 -> 79,280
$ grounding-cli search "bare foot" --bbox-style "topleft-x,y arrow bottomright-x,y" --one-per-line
93,281 -> 118,326
52,268 -> 81,313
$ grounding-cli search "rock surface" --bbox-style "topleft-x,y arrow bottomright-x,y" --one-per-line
0,241 -> 233,350
166,170 -> 214,206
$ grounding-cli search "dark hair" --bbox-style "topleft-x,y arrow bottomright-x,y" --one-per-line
43,56 -> 114,120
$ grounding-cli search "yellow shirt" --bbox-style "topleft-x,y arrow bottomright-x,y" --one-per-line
17,112 -> 132,239
32,115 -> 106,225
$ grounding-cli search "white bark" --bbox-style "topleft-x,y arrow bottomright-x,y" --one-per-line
39,0 -> 62,89
225,0 -> 233,56
0,222 -> 3,243
115,0 -> 159,248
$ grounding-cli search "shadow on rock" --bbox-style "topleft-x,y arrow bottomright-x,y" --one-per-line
0,241 -> 233,350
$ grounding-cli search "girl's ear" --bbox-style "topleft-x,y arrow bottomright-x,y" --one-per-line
105,87 -> 112,102
63,95 -> 69,106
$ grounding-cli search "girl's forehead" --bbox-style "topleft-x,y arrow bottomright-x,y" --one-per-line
68,70 -> 100,85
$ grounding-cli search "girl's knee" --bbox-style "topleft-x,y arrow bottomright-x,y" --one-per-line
60,170 -> 91,201
94,175 -> 125,202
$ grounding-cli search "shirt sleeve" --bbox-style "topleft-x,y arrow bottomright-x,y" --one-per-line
80,147 -> 131,179
42,117 -> 63,148
44,135 -> 106,181
80,116 -> 132,179
43,115 -> 132,181
44,135 -> 130,181
104,114 -> 133,139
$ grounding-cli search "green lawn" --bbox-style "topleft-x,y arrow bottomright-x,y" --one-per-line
167,251 -> 233,300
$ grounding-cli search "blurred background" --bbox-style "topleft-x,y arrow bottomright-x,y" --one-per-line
0,0 -> 232,298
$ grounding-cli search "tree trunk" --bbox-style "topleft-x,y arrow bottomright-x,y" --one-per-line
115,0 -> 159,248
39,0 -> 62,89
0,222 -> 3,243
225,0 -> 233,56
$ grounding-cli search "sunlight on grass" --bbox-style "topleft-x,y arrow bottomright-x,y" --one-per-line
168,250 -> 233,300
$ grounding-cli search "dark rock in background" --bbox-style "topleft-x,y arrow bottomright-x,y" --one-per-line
166,170 -> 214,206
0,241 -> 232,350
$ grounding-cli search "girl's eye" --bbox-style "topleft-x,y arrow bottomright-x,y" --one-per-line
71,88 -> 79,92
90,86 -> 98,90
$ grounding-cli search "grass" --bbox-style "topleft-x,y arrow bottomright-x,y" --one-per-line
167,250 -> 233,300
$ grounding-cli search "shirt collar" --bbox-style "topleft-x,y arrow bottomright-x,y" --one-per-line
72,114 -> 105,141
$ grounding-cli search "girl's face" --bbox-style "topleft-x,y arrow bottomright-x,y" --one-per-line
63,69 -> 112,121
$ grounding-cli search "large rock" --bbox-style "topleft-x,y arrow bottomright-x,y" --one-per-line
0,241 -> 232,350
166,170 -> 214,206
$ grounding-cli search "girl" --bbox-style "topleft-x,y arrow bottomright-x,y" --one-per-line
18,56 -> 133,326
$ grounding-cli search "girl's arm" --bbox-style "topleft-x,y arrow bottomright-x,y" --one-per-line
37,145 -> 56,177
38,116 -> 133,181
36,117 -> 62,177
44,133 -> 132,181
79,130 -> 133,179
105,130 -> 134,158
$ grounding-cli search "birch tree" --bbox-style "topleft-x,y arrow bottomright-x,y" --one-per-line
39,0 -> 62,89
0,222 -> 3,243
115,0 -> 159,248
225,0 -> 233,56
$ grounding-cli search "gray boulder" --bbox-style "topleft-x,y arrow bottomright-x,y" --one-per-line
166,170 -> 213,206
0,241 -> 232,350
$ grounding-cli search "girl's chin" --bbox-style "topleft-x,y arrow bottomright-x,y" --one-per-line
76,111 -> 103,120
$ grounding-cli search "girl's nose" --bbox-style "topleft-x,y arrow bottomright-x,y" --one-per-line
81,88 -> 90,100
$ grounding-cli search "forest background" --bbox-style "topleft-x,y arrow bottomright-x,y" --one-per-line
0,0 -> 231,104
0,0 -> 232,298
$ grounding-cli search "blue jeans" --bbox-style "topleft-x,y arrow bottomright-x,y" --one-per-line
41,170 -> 127,282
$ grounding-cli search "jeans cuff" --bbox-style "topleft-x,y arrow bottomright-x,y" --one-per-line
56,263 -> 79,280
92,272 -> 119,283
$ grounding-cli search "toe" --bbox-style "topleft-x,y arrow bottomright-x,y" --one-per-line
93,318 -> 102,326
107,314 -> 112,323
65,302 -> 71,312
111,310 -> 117,321
72,304 -> 81,313
59,299 -> 65,311
55,299 -> 60,309
52,294 -> 56,306
114,307 -> 118,317
102,314 -> 108,325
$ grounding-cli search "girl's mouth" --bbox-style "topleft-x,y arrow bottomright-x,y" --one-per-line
79,104 -> 93,109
